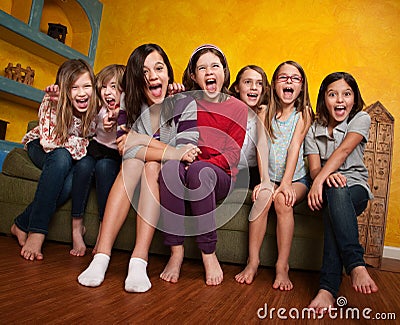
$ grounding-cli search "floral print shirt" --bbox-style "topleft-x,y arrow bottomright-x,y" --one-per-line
22,95 -> 95,160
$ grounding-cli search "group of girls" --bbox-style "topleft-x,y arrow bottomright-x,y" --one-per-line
10,42 -> 378,313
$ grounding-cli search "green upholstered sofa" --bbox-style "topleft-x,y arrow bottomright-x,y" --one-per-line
0,123 -> 323,270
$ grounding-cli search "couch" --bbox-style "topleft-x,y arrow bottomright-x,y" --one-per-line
0,123 -> 324,271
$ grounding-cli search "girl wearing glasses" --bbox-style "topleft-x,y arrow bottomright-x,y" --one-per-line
235,61 -> 314,291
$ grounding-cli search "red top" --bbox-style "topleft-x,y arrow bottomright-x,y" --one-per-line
197,96 -> 248,179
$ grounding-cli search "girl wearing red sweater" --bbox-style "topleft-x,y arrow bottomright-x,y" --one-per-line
159,45 -> 248,286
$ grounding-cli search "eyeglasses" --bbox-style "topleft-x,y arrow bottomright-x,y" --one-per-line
276,74 -> 303,83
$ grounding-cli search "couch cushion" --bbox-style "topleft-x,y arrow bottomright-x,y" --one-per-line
2,148 -> 41,181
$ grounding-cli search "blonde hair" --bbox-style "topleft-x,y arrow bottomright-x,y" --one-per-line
95,64 -> 126,108
52,59 -> 97,144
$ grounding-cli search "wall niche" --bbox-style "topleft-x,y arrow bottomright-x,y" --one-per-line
0,0 -> 102,105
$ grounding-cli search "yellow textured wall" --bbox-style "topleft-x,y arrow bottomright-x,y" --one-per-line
95,0 -> 400,248
0,0 -> 399,247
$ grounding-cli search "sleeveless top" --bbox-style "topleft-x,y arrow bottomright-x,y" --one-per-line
268,108 -> 307,182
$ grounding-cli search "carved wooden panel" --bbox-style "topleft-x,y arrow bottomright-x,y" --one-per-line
361,102 -> 394,268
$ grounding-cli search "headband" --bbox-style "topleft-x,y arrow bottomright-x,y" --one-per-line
189,44 -> 227,72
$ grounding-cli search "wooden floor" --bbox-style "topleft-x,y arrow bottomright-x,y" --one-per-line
0,235 -> 399,324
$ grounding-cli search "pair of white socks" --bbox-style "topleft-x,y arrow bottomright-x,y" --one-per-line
77,253 -> 151,293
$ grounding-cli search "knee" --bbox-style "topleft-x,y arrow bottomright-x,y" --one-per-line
325,185 -> 349,203
142,161 -> 161,185
144,161 -> 161,175
122,158 -> 144,175
186,163 -> 216,189
273,193 -> 291,214
77,156 -> 96,173
96,159 -> 119,176
48,148 -> 73,170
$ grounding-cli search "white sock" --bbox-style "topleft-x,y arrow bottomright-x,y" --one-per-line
77,253 -> 110,287
124,257 -> 152,293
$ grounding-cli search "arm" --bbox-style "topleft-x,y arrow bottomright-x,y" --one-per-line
273,112 -> 311,206
252,107 -> 274,201
124,95 -> 200,163
307,132 -> 364,211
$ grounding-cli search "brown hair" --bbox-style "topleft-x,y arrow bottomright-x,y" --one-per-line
265,60 -> 314,139
53,59 -> 97,143
229,65 -> 270,111
95,64 -> 126,108
182,44 -> 231,94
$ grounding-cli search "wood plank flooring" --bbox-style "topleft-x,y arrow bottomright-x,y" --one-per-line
0,235 -> 399,324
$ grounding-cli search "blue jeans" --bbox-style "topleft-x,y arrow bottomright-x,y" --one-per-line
320,184 -> 369,297
71,156 -> 120,221
14,139 -> 74,234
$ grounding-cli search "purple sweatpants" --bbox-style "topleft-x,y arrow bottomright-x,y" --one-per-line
159,160 -> 232,254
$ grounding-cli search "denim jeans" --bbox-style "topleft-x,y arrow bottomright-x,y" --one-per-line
320,184 -> 369,297
71,155 -> 120,221
94,158 -> 120,221
14,139 -> 74,234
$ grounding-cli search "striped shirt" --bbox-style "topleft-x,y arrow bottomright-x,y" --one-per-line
124,93 -> 198,160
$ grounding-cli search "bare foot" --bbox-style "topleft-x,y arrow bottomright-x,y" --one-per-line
160,245 -> 184,283
21,233 -> 45,261
234,260 -> 259,284
202,252 -> 223,286
272,263 -> 293,291
350,266 -> 378,294
11,223 -> 28,246
70,218 -> 86,257
308,289 -> 335,315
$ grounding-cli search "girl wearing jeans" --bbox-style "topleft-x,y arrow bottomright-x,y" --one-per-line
305,72 -> 378,314
11,59 -> 97,261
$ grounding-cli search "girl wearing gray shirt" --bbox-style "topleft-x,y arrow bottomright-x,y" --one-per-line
305,72 -> 378,314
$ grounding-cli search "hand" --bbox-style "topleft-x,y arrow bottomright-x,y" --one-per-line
326,172 -> 347,188
45,84 -> 60,102
107,106 -> 120,121
273,182 -> 296,207
178,144 -> 201,163
307,182 -> 323,211
252,180 -> 274,202
168,83 -> 185,96
116,133 -> 128,155
103,111 -> 117,132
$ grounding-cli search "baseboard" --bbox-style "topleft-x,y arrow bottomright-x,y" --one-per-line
383,246 -> 400,260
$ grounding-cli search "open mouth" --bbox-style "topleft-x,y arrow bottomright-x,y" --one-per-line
74,97 -> 89,112
105,97 -> 116,108
247,93 -> 258,99
205,78 -> 217,92
334,105 -> 346,115
283,87 -> 294,94
149,83 -> 163,97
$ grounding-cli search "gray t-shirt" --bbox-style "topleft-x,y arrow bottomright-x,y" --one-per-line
304,111 -> 373,199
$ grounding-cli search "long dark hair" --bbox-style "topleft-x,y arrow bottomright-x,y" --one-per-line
122,44 -> 174,126
316,72 -> 365,126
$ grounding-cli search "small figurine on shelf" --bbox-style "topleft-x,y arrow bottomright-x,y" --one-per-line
47,23 -> 68,43
4,63 -> 35,86
24,66 -> 35,86
5,63 -> 13,79
13,64 -> 23,83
